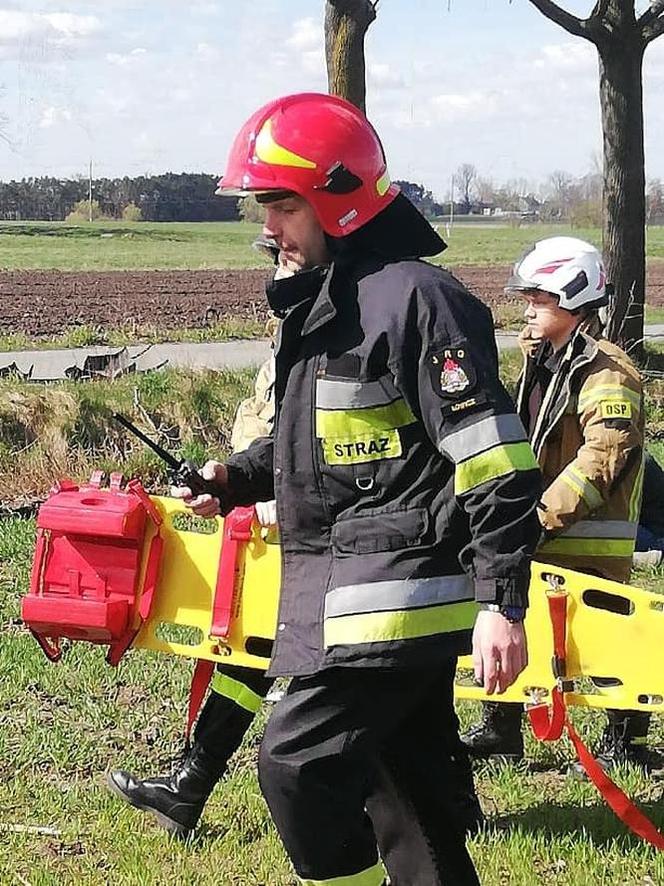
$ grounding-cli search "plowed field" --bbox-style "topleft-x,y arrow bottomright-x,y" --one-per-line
2,264 -> 663,337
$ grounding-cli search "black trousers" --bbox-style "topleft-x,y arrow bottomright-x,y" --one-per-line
258,660 -> 479,886
195,663 -> 274,765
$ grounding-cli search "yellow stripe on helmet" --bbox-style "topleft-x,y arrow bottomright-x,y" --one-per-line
255,118 -> 317,170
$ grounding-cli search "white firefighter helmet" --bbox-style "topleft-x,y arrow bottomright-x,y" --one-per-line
505,236 -> 608,312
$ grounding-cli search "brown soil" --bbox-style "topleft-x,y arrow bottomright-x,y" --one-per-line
2,264 -> 663,338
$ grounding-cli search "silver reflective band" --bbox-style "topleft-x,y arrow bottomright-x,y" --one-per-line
316,374 -> 401,410
440,414 -> 528,463
552,520 -> 637,539
324,574 -> 474,619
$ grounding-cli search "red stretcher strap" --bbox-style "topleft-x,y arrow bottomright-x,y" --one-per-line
526,590 -> 664,851
186,659 -> 215,742
210,507 -> 255,639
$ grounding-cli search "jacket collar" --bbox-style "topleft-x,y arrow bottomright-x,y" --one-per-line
301,264 -> 338,336
266,265 -> 329,319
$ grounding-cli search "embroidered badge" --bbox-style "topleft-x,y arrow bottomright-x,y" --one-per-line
428,347 -> 477,399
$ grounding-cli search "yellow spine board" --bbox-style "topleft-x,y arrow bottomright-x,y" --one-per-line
133,497 -> 280,670
133,497 -> 663,713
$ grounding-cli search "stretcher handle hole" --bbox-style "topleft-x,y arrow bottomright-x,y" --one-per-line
244,636 -> 273,658
650,600 -> 664,613
171,513 -> 218,535
637,694 -> 663,706
79,497 -> 107,507
590,675 -> 623,688
582,589 -> 634,616
155,622 -> 204,646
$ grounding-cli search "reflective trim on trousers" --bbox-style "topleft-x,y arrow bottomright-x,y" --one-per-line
298,860 -> 386,886
454,441 -> 538,496
440,413 -> 529,463
324,601 -> 478,648
210,672 -> 263,714
325,575 -> 473,619
316,374 -> 401,410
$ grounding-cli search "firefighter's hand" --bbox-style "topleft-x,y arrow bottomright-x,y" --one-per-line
472,610 -> 528,695
171,460 -> 228,518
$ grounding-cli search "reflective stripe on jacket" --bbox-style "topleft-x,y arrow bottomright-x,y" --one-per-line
516,327 -> 644,583
227,258 -> 541,677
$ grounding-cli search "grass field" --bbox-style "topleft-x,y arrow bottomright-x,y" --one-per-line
1,219 -> 663,271
1,511 -> 664,885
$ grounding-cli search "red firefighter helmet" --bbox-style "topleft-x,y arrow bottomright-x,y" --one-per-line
217,92 -> 400,237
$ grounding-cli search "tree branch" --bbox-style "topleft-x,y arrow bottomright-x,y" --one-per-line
639,0 -> 664,27
526,0 -> 590,39
639,1 -> 664,43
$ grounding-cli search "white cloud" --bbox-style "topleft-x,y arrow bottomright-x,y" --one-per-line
43,12 -> 101,38
368,62 -> 405,89
196,42 -> 220,62
39,105 -> 73,128
106,47 -> 147,67
286,17 -> 323,52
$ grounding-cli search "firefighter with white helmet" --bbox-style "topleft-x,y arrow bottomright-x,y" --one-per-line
463,236 -> 650,772
179,92 -> 542,885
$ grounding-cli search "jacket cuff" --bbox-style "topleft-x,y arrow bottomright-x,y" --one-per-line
474,575 -> 529,608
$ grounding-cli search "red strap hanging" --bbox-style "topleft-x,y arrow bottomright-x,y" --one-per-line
527,589 -> 664,851
185,659 -> 215,742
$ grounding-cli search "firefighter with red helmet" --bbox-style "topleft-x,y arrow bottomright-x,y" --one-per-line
181,93 -> 542,885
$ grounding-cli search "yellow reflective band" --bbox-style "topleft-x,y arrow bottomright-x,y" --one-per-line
322,429 -> 402,465
561,465 -> 603,510
629,457 -> 645,522
299,860 -> 386,886
324,601 -> 478,648
210,672 -> 263,714
255,119 -> 317,170
578,385 -> 640,413
538,537 -> 634,557
315,399 -> 416,439
375,170 -> 391,196
454,442 -> 537,496
599,400 -> 632,419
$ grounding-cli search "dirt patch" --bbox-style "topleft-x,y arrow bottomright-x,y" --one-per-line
2,264 -> 663,338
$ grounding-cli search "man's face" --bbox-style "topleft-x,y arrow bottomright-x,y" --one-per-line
522,290 -> 577,345
262,195 -> 330,270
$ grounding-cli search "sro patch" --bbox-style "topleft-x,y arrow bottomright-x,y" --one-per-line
428,346 -> 477,399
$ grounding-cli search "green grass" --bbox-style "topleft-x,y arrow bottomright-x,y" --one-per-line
0,367 -> 255,501
1,219 -> 662,271
0,318 -> 266,353
1,514 -> 663,884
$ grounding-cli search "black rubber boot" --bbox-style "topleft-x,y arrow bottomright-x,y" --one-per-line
571,709 -> 652,776
461,702 -> 524,762
107,742 -> 227,839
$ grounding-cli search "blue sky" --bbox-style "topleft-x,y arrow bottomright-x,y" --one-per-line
0,1 -> 662,199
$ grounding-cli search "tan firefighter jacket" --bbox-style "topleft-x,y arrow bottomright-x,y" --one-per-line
516,323 -> 644,583
230,316 -> 278,454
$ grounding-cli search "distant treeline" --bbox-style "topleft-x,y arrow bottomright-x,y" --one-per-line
0,173 -> 240,222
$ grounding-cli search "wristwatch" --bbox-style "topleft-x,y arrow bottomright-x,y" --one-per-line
479,603 -> 526,623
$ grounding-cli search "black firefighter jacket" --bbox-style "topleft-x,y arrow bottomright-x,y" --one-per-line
225,254 -> 542,678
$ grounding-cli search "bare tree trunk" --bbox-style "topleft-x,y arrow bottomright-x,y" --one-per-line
325,0 -> 377,112
600,40 -> 647,360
